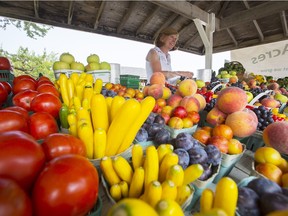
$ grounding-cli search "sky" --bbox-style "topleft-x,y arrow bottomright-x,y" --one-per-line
0,16 -> 231,74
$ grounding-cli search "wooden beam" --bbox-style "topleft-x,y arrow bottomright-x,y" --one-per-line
149,0 -> 220,30
242,0 -> 264,42
217,0 -> 230,17
117,1 -> 137,34
153,13 -> 179,40
68,0 -> 74,25
178,21 -> 194,37
226,28 -> 238,46
280,10 -> 288,37
34,0 -> 39,18
220,1 -> 288,30
94,1 -> 106,29
136,6 -> 160,35
183,33 -> 199,49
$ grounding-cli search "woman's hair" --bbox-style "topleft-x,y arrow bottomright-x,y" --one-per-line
154,27 -> 179,50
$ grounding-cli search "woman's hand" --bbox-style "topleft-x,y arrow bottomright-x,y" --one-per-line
177,71 -> 194,79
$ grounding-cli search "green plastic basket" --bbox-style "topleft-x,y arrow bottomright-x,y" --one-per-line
120,74 -> 140,89
0,70 -> 14,84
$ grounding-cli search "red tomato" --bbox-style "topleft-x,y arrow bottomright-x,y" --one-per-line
32,154 -> 99,216
13,74 -> 36,85
0,110 -> 29,133
37,75 -> 51,83
4,106 -> 30,121
30,93 -> 62,118
0,81 -> 12,94
0,82 -> 8,106
37,79 -> 55,87
36,84 -> 60,98
12,89 -> 38,111
29,112 -> 59,140
0,177 -> 32,216
42,133 -> 86,161
0,56 -> 11,70
12,78 -> 37,95
0,131 -> 46,192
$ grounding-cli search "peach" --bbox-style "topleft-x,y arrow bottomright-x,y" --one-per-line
167,94 -> 183,109
168,116 -> 183,129
267,82 -> 279,90
193,93 -> 207,111
263,121 -> 288,154
225,108 -> 258,138
147,84 -> 163,99
142,86 -> 150,97
255,163 -> 282,185
192,129 -> 211,145
179,96 -> 200,113
227,139 -> 243,154
229,76 -> 238,84
150,72 -> 166,86
208,135 -> 229,153
206,106 -> 227,126
260,98 -> 280,108
212,124 -> 233,140
162,86 -> 172,100
216,87 -> 248,114
177,79 -> 197,97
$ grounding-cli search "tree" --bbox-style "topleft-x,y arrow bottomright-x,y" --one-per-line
0,47 -> 58,81
0,17 -> 53,39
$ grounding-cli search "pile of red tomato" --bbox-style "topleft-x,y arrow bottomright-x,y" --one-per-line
0,67 -> 100,215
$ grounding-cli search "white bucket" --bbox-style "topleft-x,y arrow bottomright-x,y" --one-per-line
195,69 -> 212,82
110,63 -> 121,84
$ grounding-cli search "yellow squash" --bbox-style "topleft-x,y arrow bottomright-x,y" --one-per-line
100,156 -> 121,186
200,188 -> 214,213
129,166 -> 145,198
158,152 -> 178,183
144,146 -> 159,190
90,93 -> 109,132
132,144 -> 143,170
183,164 -> 204,185
112,156 -> 134,184
105,99 -> 141,156
93,128 -> 106,159
77,122 -> 93,159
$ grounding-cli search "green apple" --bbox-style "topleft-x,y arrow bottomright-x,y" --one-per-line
216,74 -> 222,79
196,79 -> 205,88
220,70 -> 228,75
245,91 -> 254,103
87,54 -> 100,64
229,70 -> 237,76
85,62 -> 100,71
70,61 -> 85,71
274,93 -> 288,103
100,61 -> 111,70
53,61 -> 70,70
221,74 -> 231,79
59,53 -> 75,64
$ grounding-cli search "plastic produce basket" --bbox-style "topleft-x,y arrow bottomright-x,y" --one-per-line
120,74 -> 140,89
0,70 -> 14,84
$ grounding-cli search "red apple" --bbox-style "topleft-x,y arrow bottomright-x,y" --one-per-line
187,111 -> 200,124
172,106 -> 188,119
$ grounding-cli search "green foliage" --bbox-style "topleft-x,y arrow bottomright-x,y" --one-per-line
0,47 -> 58,81
0,17 -> 53,39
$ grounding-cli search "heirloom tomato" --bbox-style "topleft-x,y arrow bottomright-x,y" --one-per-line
32,154 -> 99,216
42,133 -> 86,161
12,89 -> 38,111
0,177 -> 32,216
30,93 -> 62,118
0,110 -> 29,133
28,112 -> 59,140
0,131 -> 46,192
0,56 -> 11,70
0,81 -> 12,94
0,82 -> 8,106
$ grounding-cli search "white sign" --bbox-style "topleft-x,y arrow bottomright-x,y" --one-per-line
231,39 -> 288,78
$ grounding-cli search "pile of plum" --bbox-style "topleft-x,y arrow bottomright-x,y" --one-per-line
171,133 -> 222,181
237,177 -> 288,215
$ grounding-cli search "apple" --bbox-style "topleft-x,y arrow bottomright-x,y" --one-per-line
70,61 -> 85,71
172,106 -> 188,119
245,91 -> 254,103
100,61 -> 111,70
221,74 -> 231,79
220,70 -> 228,75
85,62 -> 100,71
229,70 -> 237,76
59,53 -> 75,64
196,79 -> 205,88
87,54 -> 100,63
52,61 -> 70,70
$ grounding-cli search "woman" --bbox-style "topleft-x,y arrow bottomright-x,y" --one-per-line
146,27 -> 194,85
